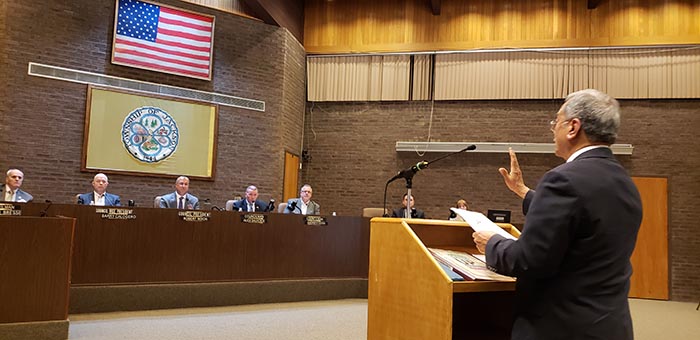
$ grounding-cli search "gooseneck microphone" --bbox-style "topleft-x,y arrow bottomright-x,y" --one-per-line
286,200 -> 301,213
387,161 -> 429,184
40,200 -> 52,217
386,145 -> 476,184
383,144 -> 476,216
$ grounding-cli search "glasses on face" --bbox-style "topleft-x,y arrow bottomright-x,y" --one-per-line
549,118 -> 571,131
301,190 -> 312,194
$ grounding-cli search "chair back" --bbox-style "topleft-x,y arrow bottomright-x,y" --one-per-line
362,207 -> 388,218
154,196 -> 162,208
225,200 -> 237,211
75,194 -> 81,204
277,202 -> 288,213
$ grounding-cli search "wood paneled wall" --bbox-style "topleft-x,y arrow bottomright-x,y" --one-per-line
304,0 -> 700,54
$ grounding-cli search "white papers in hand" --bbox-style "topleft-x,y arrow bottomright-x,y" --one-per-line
450,208 -> 517,240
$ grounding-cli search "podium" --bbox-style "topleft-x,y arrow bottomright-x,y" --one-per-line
367,218 -> 521,340
0,215 -> 75,339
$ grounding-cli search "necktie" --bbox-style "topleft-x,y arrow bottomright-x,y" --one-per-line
178,197 -> 184,209
248,203 -> 254,212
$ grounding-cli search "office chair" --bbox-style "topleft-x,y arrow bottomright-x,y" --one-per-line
362,207 -> 388,218
153,196 -> 162,208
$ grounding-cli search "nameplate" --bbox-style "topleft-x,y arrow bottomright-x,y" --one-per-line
304,216 -> 327,226
241,213 -> 267,224
96,208 -> 136,220
178,211 -> 211,222
0,203 -> 21,216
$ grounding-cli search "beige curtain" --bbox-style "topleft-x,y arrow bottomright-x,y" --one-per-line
307,55 -> 411,101
434,47 -> 700,100
307,47 -> 700,101
412,55 -> 432,100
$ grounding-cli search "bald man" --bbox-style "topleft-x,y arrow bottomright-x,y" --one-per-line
77,173 -> 121,206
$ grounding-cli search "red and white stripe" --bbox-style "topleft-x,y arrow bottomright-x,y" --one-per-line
114,7 -> 214,80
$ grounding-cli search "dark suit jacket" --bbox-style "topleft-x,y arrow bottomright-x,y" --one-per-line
486,147 -> 642,340
0,184 -> 33,202
231,199 -> 268,212
77,192 -> 121,206
391,207 -> 425,219
159,192 -> 200,210
284,198 -> 320,215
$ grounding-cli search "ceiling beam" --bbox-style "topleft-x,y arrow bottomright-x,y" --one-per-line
240,0 -> 278,26
239,0 -> 304,43
430,0 -> 441,15
587,0 -> 603,10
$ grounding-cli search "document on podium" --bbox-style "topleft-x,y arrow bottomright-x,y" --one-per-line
450,208 -> 517,240
428,248 -> 515,281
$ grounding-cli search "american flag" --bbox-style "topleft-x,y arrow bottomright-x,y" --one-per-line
113,0 -> 214,80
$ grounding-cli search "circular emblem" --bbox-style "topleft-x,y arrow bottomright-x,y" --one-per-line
121,107 -> 179,163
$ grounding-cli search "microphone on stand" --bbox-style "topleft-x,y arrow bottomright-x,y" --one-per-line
387,161 -> 429,184
287,200 -> 300,213
40,200 -> 52,217
128,200 -> 135,207
266,198 -> 275,212
383,144 -> 476,216
386,145 -> 476,184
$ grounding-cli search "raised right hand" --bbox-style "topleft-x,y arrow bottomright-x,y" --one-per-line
498,148 -> 530,199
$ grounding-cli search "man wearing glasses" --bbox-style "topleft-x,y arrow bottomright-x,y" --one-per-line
473,89 -> 643,340
284,184 -> 320,215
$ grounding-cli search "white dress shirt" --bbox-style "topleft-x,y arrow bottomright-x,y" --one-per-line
4,188 -> 16,202
93,191 -> 106,206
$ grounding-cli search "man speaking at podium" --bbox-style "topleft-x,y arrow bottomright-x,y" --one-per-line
472,89 -> 643,340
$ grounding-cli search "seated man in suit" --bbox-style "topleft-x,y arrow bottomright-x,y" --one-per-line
159,176 -> 200,210
1,168 -> 33,202
391,193 -> 425,219
232,185 -> 268,212
77,173 -> 121,206
284,184 -> 320,215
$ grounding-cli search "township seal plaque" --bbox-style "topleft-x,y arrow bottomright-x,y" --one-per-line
121,107 -> 179,163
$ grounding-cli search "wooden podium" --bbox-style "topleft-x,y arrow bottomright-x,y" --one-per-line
0,215 -> 75,340
367,218 -> 521,340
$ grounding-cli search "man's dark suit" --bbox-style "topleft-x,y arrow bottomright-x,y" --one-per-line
231,199 -> 268,212
486,147 -> 643,340
391,207 -> 425,219
77,192 -> 121,206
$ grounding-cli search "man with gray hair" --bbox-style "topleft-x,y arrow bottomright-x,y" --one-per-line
77,173 -> 121,206
284,184 -> 320,215
1,169 -> 33,202
159,176 -> 200,210
473,89 -> 643,340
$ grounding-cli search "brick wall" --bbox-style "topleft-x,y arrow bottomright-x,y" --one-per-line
301,99 -> 700,301
0,0 -> 306,207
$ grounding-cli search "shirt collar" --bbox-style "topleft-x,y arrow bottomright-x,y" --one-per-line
567,145 -> 608,162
